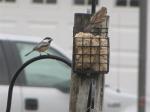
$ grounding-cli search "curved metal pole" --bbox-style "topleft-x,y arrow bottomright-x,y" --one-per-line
6,55 -> 72,112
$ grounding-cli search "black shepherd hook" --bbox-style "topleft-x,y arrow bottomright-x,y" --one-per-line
6,55 -> 71,112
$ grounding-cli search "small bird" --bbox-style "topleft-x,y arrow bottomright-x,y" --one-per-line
25,37 -> 53,56
84,7 -> 107,32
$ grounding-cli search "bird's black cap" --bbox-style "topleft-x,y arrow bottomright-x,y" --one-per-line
44,37 -> 53,40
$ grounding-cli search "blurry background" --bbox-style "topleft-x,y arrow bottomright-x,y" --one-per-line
1,0 -> 150,111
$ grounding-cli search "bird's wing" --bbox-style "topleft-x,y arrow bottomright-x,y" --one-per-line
34,42 -> 49,50
90,7 -> 107,24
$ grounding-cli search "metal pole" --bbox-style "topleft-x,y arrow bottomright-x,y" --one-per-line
138,0 -> 147,112
91,0 -> 96,14
6,55 -> 71,112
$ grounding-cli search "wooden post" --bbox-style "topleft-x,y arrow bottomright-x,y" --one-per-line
69,13 -> 108,112
70,13 -> 92,112
69,74 -> 105,112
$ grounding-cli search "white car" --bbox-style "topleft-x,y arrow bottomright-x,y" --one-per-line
0,34 -> 143,112
0,34 -> 71,112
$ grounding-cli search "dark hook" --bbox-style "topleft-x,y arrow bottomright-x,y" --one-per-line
6,55 -> 71,112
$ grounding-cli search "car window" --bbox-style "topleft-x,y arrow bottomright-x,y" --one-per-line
0,43 -> 9,84
16,42 -> 71,92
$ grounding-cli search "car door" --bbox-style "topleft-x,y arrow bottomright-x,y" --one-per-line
15,41 -> 71,112
0,41 -> 10,112
0,40 -> 23,112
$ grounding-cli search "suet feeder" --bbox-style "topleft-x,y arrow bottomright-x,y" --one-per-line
73,16 -> 109,75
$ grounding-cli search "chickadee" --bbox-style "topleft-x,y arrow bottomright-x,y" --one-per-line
25,37 -> 53,56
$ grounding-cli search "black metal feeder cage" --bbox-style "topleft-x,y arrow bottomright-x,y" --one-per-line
73,16 -> 110,75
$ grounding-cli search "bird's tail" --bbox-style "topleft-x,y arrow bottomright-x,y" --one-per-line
25,50 -> 34,56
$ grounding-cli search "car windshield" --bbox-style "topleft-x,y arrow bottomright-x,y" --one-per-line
16,41 -> 71,93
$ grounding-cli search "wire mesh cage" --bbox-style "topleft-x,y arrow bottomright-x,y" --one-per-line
73,33 -> 109,75
73,16 -> 109,75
